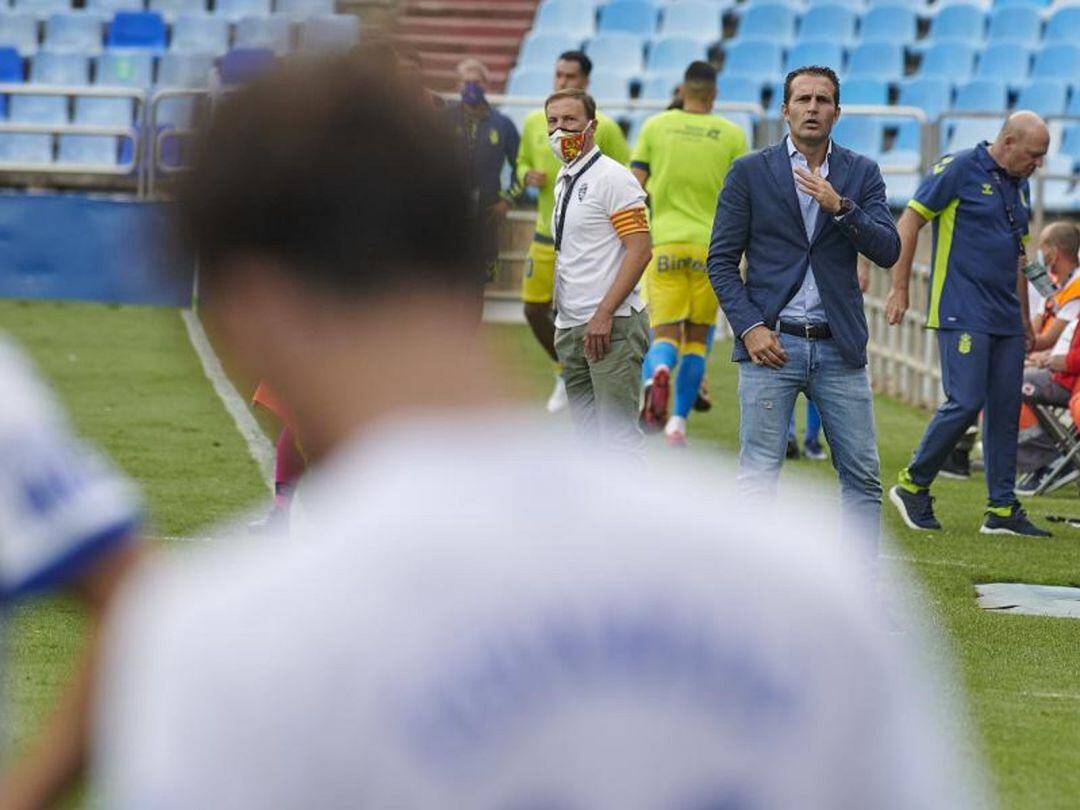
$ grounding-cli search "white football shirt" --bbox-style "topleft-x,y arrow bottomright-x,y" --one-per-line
96,413 -> 982,810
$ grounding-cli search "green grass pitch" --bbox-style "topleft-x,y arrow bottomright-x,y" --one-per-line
4,300 -> 1080,808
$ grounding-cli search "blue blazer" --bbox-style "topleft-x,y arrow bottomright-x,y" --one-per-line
707,140 -> 901,368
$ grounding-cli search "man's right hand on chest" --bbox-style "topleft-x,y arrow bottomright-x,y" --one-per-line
743,325 -> 788,368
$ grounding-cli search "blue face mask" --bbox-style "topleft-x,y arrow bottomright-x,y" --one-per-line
460,81 -> 486,106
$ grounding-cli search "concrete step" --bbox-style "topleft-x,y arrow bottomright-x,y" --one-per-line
403,0 -> 538,20
422,50 -> 517,72
426,66 -> 507,91
395,31 -> 524,55
398,14 -> 532,38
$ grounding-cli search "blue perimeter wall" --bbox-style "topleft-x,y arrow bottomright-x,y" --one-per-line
0,193 -> 193,307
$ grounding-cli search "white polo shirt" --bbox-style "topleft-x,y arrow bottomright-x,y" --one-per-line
552,146 -> 648,329
96,412 -> 982,810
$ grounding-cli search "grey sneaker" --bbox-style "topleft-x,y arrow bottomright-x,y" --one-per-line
980,504 -> 1052,537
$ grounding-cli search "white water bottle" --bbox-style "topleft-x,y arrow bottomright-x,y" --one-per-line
1024,259 -> 1056,300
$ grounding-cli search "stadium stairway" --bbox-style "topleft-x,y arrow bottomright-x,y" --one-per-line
392,0 -> 540,92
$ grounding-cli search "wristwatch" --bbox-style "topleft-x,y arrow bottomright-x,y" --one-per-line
835,197 -> 855,219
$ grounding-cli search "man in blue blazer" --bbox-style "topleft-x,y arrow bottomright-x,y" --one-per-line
707,66 -> 900,555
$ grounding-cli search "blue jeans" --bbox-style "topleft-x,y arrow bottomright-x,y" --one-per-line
738,332 -> 882,554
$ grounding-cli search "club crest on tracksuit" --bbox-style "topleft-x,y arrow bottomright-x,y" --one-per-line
958,333 -> 972,355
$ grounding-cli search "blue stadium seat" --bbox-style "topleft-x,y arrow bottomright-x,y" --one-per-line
59,94 -> 131,166
170,13 -> 228,54
75,94 -> 132,123
31,50 -> 89,83
1038,154 -> 1074,213
832,115 -> 882,156
45,12 -> 103,54
297,14 -> 359,52
585,32 -> 645,75
925,4 -> 985,46
736,3 -> 797,43
96,49 -> 153,85
11,92 -> 67,122
898,76 -> 952,118
859,5 -> 916,43
717,108 -> 754,145
975,43 -> 1030,86
12,0 -> 69,20
846,42 -> 903,80
943,115 -> 1002,152
798,4 -> 857,43
843,77 -> 888,105
148,0 -> 204,19
717,73 -> 761,103
884,172 -> 919,208
918,43 -> 976,80
880,119 -> 921,168
214,0 -> 270,18
598,0 -> 657,34
0,12 -> 40,56
808,0 -> 861,7
953,78 -> 1007,110
639,71 -> 680,100
1031,45 -> 1080,81
0,133 -> 53,163
517,32 -> 581,69
107,12 -> 167,50
533,0 -> 595,36
646,35 -> 706,73
660,0 -> 721,41
1015,79 -> 1068,117
722,39 -> 782,80
86,0 -> 142,17
233,14 -> 290,54
1044,6 -> 1080,46
505,67 -> 549,97
866,0 -> 924,9
218,46 -> 273,84
0,45 -> 22,115
993,0 -> 1049,8
156,49 -> 212,85
1061,124 -> 1080,164
784,41 -> 844,74
986,6 -> 1041,47
588,71 -> 630,101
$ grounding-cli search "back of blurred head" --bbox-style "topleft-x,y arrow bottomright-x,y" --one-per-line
178,55 -> 492,460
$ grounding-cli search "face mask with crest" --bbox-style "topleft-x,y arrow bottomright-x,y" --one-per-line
548,121 -> 594,164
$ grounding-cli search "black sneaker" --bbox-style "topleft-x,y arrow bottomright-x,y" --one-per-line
786,437 -> 801,460
1016,466 -> 1053,497
889,485 -> 941,531
980,503 -> 1052,537
939,447 -> 971,480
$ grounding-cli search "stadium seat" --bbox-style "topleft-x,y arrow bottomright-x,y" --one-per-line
31,50 -> 89,83
898,76 -> 953,118
986,6 -> 1041,47
585,32 -> 645,75
148,0 -> 205,20
859,5 -> 916,44
1038,153 -> 1074,212
218,46 -> 273,84
660,0 -> 721,41
843,77 -> 889,105
0,133 -> 53,164
1031,45 -> 1080,82
866,0 -> 925,9
96,49 -> 153,85
639,70 -> 680,100
1044,6 -> 1080,46
808,0 -> 861,7
953,78 -> 1007,110
717,108 -> 754,145
59,94 -> 131,166
12,0 -> 70,20
645,35 -> 706,74
736,4 -> 798,43
11,92 -> 67,123
233,14 -> 290,54
44,12 -> 103,54
86,0 -> 143,16
297,14 -> 359,52
846,42 -> 903,80
74,93 -> 132,122
879,119 -> 921,167
1015,79 -> 1068,117
884,172 -> 919,208
784,41 -> 843,75
993,0 -> 1048,8
832,116 -> 882,156
0,12 -> 40,57
107,12 -> 167,50
975,43 -> 1030,87
598,0 -> 657,34
943,115 -> 1002,152
717,73 -> 761,103
532,0 -> 595,35
517,32 -> 581,69
1061,124 -> 1080,163
798,4 -> 857,43
170,13 -> 228,54
588,71 -> 631,102
722,39 -> 782,81
917,43 -> 976,80
214,0 -> 270,19
156,49 -> 212,85
274,0 -> 333,15
505,67 -> 549,97
0,45 -> 22,116
924,4 -> 985,46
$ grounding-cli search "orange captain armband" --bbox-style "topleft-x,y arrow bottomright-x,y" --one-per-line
611,206 -> 649,238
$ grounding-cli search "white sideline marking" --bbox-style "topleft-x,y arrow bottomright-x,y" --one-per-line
181,309 -> 274,491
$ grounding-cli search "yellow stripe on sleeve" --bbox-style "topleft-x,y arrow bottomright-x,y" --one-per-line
907,199 -> 937,221
611,206 -> 649,237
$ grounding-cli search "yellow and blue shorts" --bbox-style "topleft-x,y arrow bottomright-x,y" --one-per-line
521,236 -> 556,305
644,242 -> 717,328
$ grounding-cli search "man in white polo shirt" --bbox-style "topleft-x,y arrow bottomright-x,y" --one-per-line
547,88 -> 652,453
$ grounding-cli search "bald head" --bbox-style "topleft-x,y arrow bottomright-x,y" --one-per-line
991,111 -> 1050,178
1039,221 -> 1080,275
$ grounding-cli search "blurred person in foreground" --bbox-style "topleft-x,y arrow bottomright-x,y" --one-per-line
0,340 -> 143,809
631,60 -> 747,446
94,55 -> 984,810
516,50 -> 630,413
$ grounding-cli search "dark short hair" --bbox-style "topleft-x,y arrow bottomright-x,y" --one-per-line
783,65 -> 841,107
545,88 -> 596,121
684,60 -> 717,84
177,55 -> 478,296
557,50 -> 592,77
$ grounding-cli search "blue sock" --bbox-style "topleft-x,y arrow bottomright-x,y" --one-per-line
643,337 -> 679,382
804,399 -> 822,447
674,343 -> 707,418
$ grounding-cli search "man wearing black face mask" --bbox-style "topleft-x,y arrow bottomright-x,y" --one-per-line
446,58 -> 522,294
